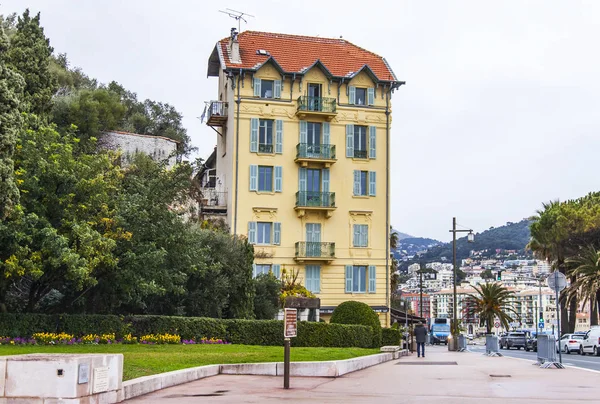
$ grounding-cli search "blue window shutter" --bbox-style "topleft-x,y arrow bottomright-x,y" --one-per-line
298,168 -> 307,205
362,225 -> 368,247
348,86 -> 356,104
367,88 -> 375,105
345,265 -> 353,293
368,265 -> 376,293
314,266 -> 320,293
369,126 -> 376,159
305,266 -> 313,293
353,170 -> 361,196
273,264 -> 281,279
274,80 -> 282,98
322,168 -> 330,192
275,120 -> 283,154
323,122 -> 330,145
253,78 -> 261,97
250,118 -> 259,152
353,224 -> 360,247
274,166 -> 282,192
369,171 -> 376,196
346,124 -> 354,157
248,222 -> 257,244
274,222 -> 281,245
299,121 -> 308,144
249,165 -> 258,191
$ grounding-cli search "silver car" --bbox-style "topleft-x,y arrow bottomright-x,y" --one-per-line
558,333 -> 585,354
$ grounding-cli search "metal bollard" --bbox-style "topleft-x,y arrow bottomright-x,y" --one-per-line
458,335 -> 467,351
537,334 -> 563,369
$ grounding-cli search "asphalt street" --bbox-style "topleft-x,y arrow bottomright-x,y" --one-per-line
468,342 -> 600,372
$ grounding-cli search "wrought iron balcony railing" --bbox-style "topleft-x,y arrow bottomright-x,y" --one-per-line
353,149 -> 368,159
295,242 -> 335,259
206,101 -> 228,126
296,143 -> 336,160
259,144 -> 273,153
297,96 -> 337,114
295,191 -> 335,208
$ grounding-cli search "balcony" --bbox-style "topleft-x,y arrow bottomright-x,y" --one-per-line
206,101 -> 228,127
259,144 -> 273,154
295,191 -> 336,217
294,242 -> 335,262
295,143 -> 337,167
200,189 -> 227,213
296,96 -> 337,120
353,150 -> 368,159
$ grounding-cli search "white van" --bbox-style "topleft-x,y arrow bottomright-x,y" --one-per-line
579,326 -> 600,356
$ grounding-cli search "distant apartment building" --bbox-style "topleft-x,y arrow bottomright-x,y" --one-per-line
401,292 -> 431,319
204,29 -> 403,326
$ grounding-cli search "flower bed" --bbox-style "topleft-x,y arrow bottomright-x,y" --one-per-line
0,333 -> 230,346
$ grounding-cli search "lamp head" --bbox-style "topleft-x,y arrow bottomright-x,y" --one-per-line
467,232 -> 475,243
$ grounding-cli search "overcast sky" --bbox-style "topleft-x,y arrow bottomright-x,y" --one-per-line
3,0 -> 600,241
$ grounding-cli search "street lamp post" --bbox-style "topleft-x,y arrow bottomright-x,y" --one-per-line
449,217 -> 474,351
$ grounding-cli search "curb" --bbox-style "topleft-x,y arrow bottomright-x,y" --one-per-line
122,350 -> 408,401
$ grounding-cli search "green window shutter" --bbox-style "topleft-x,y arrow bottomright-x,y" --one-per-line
274,80 -> 282,98
249,165 -> 258,191
250,118 -> 259,152
369,126 -> 376,159
253,78 -> 261,97
273,222 -> 281,245
248,222 -> 257,244
353,170 -> 361,196
345,265 -> 353,293
367,88 -> 375,105
348,86 -> 356,105
323,122 -> 330,145
368,265 -> 376,293
369,171 -> 376,196
272,264 -> 281,279
353,224 -> 360,247
298,167 -> 307,205
275,120 -> 283,154
346,124 -> 354,157
299,120 -> 308,144
274,166 -> 283,192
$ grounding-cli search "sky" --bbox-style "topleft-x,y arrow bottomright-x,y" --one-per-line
3,0 -> 600,242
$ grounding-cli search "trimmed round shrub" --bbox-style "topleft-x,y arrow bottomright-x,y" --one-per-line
330,301 -> 382,347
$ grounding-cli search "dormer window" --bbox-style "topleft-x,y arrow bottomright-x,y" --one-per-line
261,80 -> 274,98
355,88 -> 367,105
348,86 -> 375,106
254,78 -> 282,99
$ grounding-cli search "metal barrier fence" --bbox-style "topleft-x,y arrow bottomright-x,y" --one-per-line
537,334 -> 563,368
485,335 -> 502,356
458,335 -> 467,351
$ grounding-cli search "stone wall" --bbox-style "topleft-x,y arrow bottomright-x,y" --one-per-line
100,131 -> 178,168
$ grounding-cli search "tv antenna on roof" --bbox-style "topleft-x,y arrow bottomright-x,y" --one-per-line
219,8 -> 254,32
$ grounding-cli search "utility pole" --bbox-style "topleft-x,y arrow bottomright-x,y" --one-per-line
419,265 -> 424,317
535,300 -> 538,337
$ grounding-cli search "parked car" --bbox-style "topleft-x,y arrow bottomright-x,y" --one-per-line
500,332 -> 527,350
558,333 -> 585,354
579,327 -> 600,356
525,335 -> 537,352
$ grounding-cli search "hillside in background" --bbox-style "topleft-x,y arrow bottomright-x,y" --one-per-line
392,229 -> 412,240
416,219 -> 532,262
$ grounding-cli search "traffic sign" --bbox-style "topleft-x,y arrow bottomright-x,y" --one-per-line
494,321 -> 500,328
539,322 -> 544,329
548,272 -> 567,292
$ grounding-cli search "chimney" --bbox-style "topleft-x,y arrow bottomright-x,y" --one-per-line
228,28 -> 241,64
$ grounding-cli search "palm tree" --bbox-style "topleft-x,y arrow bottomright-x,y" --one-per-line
389,226 -> 399,250
566,246 -> 600,326
466,282 -> 517,334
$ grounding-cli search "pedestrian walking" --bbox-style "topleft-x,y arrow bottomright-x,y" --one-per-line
414,321 -> 427,358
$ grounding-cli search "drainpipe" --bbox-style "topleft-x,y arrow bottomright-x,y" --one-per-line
233,71 -> 242,234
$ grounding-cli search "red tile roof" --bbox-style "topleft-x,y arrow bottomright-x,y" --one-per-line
217,31 -> 397,82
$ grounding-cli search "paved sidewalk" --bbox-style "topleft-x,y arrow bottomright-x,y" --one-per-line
127,345 -> 600,403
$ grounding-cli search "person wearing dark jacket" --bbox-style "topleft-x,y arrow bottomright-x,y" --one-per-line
414,322 -> 428,358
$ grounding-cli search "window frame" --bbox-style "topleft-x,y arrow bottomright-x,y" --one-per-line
258,119 -> 274,153
352,265 -> 367,293
254,264 -> 272,277
353,224 -> 369,248
258,166 -> 273,192
353,125 -> 368,158
261,80 -> 274,99
360,171 -> 368,196
256,222 -> 272,245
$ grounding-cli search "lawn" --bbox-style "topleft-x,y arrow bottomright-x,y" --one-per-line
0,344 -> 379,380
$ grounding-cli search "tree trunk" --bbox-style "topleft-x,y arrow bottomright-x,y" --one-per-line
591,296 -> 598,326
568,295 -> 577,333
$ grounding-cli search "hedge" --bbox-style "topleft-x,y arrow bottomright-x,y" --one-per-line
330,301 -> 382,348
381,328 -> 401,346
0,314 -> 374,348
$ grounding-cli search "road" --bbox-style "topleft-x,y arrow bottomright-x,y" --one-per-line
468,342 -> 600,372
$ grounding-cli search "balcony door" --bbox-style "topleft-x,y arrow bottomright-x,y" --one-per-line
306,223 -> 321,257
306,169 -> 320,206
306,122 -> 321,158
307,84 -> 322,111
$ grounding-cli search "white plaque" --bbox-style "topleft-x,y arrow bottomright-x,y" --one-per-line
93,367 -> 110,393
78,363 -> 90,384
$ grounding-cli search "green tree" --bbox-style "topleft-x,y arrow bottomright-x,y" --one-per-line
566,246 -> 600,326
253,273 -> 280,320
466,282 -> 516,334
0,26 -> 24,219
7,10 -> 56,116
480,269 -> 494,280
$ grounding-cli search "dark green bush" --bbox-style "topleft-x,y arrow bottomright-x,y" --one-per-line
125,316 -> 227,340
0,314 -> 57,337
381,328 -> 401,346
58,315 -> 126,337
253,274 -> 280,320
330,301 -> 382,347
223,319 -> 283,345
295,321 -> 372,348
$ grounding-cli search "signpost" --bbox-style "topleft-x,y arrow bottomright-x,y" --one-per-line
283,308 -> 297,389
538,319 -> 544,330
494,320 -> 500,334
547,272 -> 567,366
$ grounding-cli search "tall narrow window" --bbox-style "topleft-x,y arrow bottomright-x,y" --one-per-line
259,120 -> 274,153
353,126 -> 367,158
257,222 -> 272,245
258,166 -> 273,192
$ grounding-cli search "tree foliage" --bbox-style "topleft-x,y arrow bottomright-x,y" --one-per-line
466,282 -> 516,334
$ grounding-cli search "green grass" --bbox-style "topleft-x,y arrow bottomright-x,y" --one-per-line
0,344 -> 379,380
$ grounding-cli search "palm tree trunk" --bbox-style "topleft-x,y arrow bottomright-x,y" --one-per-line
568,296 -> 577,333
591,297 -> 598,327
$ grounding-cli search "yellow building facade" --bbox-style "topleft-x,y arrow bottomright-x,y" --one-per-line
206,30 -> 403,326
